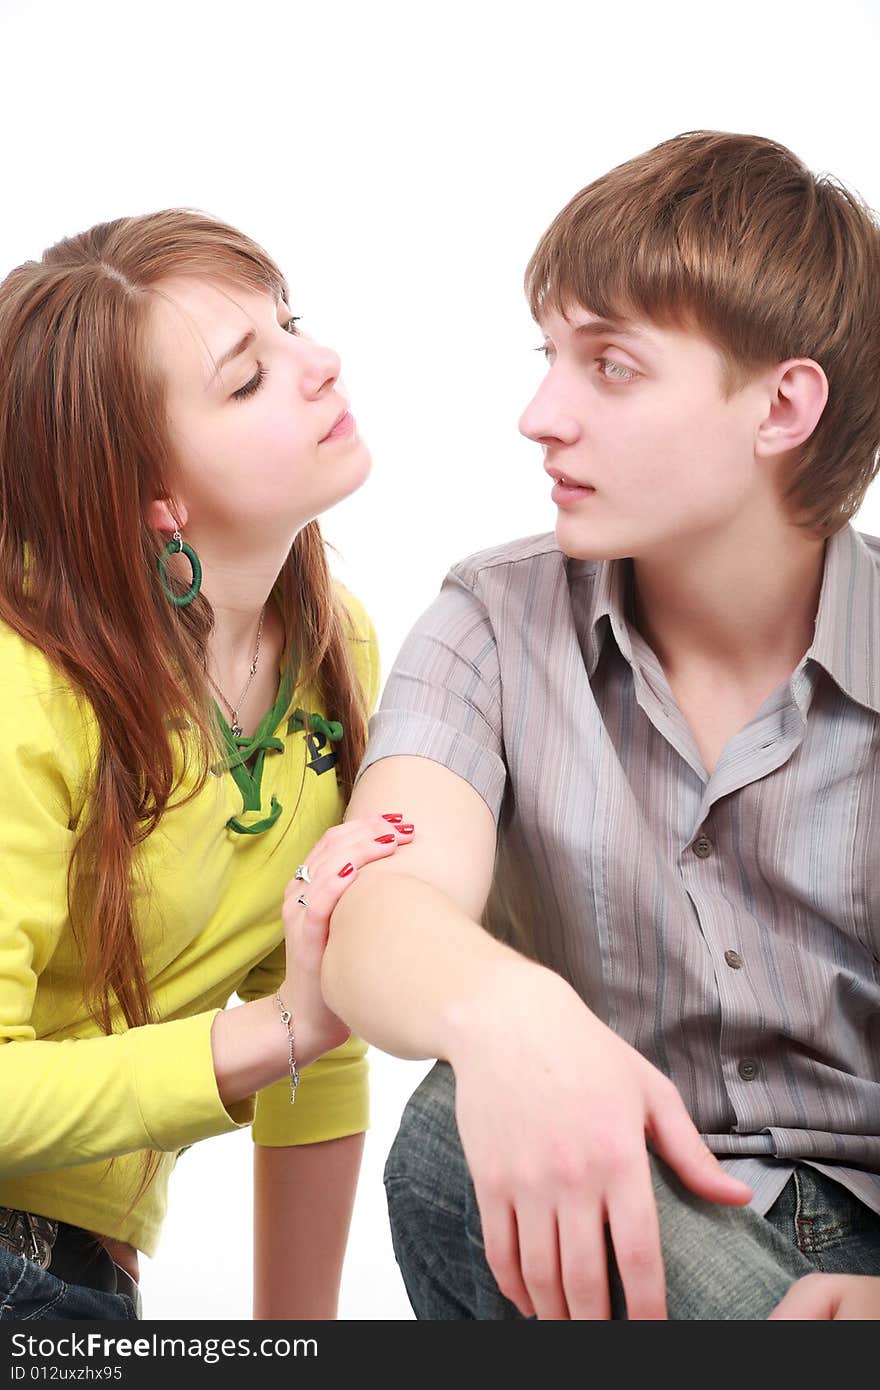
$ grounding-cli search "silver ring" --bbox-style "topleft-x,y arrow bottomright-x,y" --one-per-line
294,863 -> 312,884
296,893 -> 309,908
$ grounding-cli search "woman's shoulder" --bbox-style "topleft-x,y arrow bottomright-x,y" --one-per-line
331,582 -> 380,711
0,618 -> 99,761
332,580 -> 373,637
0,617 -> 66,698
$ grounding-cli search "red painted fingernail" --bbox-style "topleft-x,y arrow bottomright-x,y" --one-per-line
375,833 -> 396,844
338,862 -> 355,877
382,813 -> 404,823
398,823 -> 414,833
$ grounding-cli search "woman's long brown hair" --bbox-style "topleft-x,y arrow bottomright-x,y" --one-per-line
0,211 -> 368,1127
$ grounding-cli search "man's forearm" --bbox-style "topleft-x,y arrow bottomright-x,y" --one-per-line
322,867 -> 544,1062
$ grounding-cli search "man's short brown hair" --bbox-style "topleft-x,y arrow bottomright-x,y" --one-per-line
525,131 -> 880,536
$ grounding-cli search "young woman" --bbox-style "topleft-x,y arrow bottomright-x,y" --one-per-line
0,209 -> 413,1320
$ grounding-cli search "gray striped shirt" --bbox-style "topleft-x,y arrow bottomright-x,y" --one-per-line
359,523 -> 880,1216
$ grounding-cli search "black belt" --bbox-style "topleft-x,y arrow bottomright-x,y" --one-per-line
0,1207 -> 142,1316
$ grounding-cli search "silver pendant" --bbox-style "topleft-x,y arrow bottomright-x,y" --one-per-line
231,722 -> 243,738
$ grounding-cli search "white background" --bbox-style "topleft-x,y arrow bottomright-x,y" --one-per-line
1,0 -> 879,1320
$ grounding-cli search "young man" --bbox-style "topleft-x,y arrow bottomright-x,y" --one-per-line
323,131 -> 880,1319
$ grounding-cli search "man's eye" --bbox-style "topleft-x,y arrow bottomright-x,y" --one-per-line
232,364 -> 266,401
597,357 -> 636,382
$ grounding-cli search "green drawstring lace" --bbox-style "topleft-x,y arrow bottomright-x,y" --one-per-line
213,696 -> 345,837
288,708 -> 344,742
226,793 -> 284,836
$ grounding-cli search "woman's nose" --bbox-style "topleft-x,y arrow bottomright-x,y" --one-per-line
299,340 -> 342,398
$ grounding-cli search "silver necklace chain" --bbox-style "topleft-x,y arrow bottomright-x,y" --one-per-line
205,604 -> 266,738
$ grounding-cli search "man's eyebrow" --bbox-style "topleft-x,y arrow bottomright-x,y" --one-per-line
569,317 -> 650,343
207,328 -> 257,388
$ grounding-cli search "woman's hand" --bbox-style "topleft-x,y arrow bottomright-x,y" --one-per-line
450,963 -> 753,1320
281,814 -> 414,1062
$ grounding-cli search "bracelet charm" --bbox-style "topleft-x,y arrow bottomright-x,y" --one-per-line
275,990 -> 300,1104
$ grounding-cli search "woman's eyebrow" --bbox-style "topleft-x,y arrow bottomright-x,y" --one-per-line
206,329 -> 257,389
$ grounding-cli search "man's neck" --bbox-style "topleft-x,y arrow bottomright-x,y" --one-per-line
627,517 -> 827,688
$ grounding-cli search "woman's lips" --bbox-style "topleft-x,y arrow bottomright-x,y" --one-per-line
320,410 -> 356,442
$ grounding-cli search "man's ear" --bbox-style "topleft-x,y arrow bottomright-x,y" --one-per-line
755,358 -> 829,459
146,498 -> 188,534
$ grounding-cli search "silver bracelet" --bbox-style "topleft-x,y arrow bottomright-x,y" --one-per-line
274,990 -> 300,1104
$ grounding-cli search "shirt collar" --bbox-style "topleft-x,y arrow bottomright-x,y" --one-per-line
574,524 -> 880,716
576,553 -> 636,678
807,523 -> 880,717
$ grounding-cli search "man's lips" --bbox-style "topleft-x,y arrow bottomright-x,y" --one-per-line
544,465 -> 594,488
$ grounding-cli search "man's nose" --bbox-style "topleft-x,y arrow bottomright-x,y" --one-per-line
518,379 -> 579,445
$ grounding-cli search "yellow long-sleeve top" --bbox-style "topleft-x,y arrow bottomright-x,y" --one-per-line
0,587 -> 378,1256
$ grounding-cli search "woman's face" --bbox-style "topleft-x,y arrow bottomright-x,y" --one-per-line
148,275 -> 371,547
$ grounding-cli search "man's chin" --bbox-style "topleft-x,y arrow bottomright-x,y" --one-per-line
554,517 -> 629,563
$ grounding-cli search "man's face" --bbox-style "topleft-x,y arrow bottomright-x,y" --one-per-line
518,303 -> 774,562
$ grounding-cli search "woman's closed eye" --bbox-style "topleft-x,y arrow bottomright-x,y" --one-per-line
231,316 -> 303,401
232,364 -> 266,401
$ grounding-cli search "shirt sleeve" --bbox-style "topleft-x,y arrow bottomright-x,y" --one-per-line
355,564 -> 507,822
0,655 -> 254,1182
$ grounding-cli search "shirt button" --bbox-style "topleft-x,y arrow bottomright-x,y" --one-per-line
692,833 -> 714,858
738,1058 -> 759,1082
724,949 -> 744,969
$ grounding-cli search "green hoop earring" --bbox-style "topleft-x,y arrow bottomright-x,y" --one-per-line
157,530 -> 202,607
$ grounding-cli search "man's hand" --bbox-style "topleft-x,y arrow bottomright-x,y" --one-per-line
769,1273 -> 880,1319
450,965 -> 753,1320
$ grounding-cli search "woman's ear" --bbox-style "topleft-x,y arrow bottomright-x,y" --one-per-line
146,498 -> 188,534
755,358 -> 829,459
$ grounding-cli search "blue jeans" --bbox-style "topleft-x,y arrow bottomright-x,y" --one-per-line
0,1245 -> 140,1321
384,1060 -> 880,1319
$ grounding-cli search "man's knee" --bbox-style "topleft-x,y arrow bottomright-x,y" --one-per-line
384,1061 -> 489,1317
384,1059 -> 467,1208
642,1156 -> 811,1318
384,1061 -> 531,1319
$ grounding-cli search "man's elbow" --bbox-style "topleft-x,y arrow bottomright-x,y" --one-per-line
322,872 -> 382,1008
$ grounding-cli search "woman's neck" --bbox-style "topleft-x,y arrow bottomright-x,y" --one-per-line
206,599 -> 287,736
